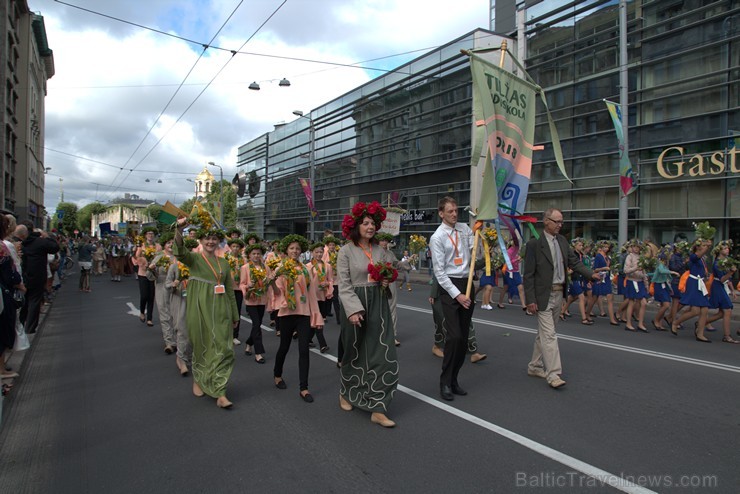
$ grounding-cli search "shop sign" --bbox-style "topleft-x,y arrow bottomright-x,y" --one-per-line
401,209 -> 429,225
656,146 -> 740,179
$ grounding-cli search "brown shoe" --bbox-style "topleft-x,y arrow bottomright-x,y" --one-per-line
549,377 -> 567,389
432,345 -> 444,358
339,394 -> 353,411
370,412 -> 396,428
470,352 -> 487,363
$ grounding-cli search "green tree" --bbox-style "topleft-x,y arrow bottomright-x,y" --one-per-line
204,180 -> 236,228
179,197 -> 196,216
53,202 -> 79,235
77,202 -> 108,234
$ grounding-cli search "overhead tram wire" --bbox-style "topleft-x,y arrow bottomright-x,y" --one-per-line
99,0 -> 247,202
101,0 -> 289,203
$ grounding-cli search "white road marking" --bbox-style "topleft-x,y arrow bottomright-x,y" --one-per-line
240,315 -> 657,493
126,302 -> 140,316
398,304 -> 740,374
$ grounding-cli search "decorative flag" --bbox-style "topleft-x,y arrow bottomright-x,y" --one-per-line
298,178 -> 318,218
604,99 -> 637,196
158,200 -> 186,224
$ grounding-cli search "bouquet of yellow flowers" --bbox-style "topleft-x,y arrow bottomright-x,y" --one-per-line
134,235 -> 145,247
224,252 -> 244,283
188,203 -> 214,231
177,262 -> 190,296
409,234 -> 427,255
277,258 -> 309,310
313,261 -> 328,291
327,248 -> 339,272
247,263 -> 268,298
266,256 -> 281,271
155,254 -> 172,271
482,227 -> 498,243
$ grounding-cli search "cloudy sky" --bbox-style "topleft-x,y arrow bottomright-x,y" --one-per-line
36,0 -> 490,213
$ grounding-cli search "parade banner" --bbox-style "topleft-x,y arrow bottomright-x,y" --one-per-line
604,99 -> 637,196
379,211 -> 401,235
298,178 -> 318,218
469,53 -> 539,223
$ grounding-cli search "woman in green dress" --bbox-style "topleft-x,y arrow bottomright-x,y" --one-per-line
337,201 -> 399,428
174,217 -> 239,409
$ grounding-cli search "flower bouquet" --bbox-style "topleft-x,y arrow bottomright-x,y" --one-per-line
266,256 -> 281,271
674,241 -> 690,257
155,254 -> 172,272
277,258 -> 308,310
177,262 -> 190,297
247,263 -> 268,298
717,256 -> 737,272
481,228 -> 498,244
409,234 -> 427,254
368,261 -> 398,293
638,255 -> 657,274
491,253 -> 505,270
327,249 -> 338,272
224,252 -> 244,283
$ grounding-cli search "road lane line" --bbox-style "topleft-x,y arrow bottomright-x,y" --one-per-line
398,304 -> 740,374
240,315 -> 656,492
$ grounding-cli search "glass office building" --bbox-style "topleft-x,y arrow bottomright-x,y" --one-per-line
238,0 -> 739,248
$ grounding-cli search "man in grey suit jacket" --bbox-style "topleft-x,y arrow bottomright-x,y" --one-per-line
523,208 -> 600,388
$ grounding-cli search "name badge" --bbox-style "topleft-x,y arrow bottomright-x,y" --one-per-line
300,295 -> 306,303
453,257 -> 463,266
214,284 -> 226,294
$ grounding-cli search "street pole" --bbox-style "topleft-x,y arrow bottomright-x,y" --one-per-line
618,0 -> 629,246
207,161 -> 224,227
308,118 -> 315,242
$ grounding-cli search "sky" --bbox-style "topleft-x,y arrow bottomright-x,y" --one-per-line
35,0 -> 490,214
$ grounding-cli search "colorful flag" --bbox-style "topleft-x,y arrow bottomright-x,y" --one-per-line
158,200 -> 186,224
604,99 -> 637,196
469,53 -> 538,224
298,178 -> 318,218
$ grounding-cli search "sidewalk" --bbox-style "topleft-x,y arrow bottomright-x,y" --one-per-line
1,280 -> 60,427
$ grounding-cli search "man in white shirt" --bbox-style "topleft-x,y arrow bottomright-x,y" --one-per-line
429,196 -> 475,401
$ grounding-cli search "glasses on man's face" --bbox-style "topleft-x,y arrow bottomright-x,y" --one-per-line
545,218 -> 564,225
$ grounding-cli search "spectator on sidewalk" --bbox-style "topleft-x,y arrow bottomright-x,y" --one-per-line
19,221 -> 59,334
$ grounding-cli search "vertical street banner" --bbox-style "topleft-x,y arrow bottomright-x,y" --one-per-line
604,99 -> 637,196
298,178 -> 318,218
469,53 -> 539,227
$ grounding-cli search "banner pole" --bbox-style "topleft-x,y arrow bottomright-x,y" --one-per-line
499,39 -> 507,68
466,224 -> 482,298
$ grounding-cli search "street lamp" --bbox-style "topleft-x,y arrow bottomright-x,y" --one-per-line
292,110 -> 316,241
207,161 -> 224,227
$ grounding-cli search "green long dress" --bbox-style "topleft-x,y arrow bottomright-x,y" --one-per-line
173,239 -> 238,398
337,243 -> 398,413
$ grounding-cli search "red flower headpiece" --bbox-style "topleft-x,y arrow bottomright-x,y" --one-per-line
341,201 -> 387,239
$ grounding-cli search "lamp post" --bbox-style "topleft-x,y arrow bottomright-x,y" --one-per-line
292,110 -> 315,241
207,161 -> 224,227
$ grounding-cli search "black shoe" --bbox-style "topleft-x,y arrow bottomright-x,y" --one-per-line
300,391 -> 314,403
275,379 -> 287,390
451,384 -> 467,396
440,384 -> 454,401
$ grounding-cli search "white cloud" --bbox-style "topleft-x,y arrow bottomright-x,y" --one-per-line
35,0 -> 489,214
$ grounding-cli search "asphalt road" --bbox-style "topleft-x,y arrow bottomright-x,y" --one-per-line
1,271 -> 738,493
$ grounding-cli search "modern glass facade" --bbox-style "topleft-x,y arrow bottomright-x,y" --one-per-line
522,0 -> 739,245
238,0 -> 739,249
237,30 -> 508,249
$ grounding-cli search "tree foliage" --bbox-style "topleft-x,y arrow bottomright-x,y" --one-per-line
77,202 -> 109,234
203,180 -> 236,228
53,202 -> 79,236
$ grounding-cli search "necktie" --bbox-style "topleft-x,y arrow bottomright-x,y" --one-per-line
552,237 -> 563,282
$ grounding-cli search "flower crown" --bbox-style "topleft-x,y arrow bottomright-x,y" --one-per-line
195,228 -> 225,240
245,244 -> 264,255
341,201 -> 387,239
712,239 -> 733,257
279,234 -> 309,254
243,233 -> 261,244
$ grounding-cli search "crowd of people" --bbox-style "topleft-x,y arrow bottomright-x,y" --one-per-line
2,200 -> 738,423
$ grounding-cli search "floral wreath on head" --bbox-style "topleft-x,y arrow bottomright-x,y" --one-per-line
245,243 -> 264,256
196,228 -> 225,240
375,232 -> 394,243
279,234 -> 309,254
141,226 -> 159,236
570,237 -> 585,247
712,239 -> 733,257
626,238 -> 641,248
322,235 -> 342,246
309,241 -> 325,252
243,233 -> 261,244
341,201 -> 386,239
158,232 -> 174,246
227,238 -> 245,248
226,227 -> 241,237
